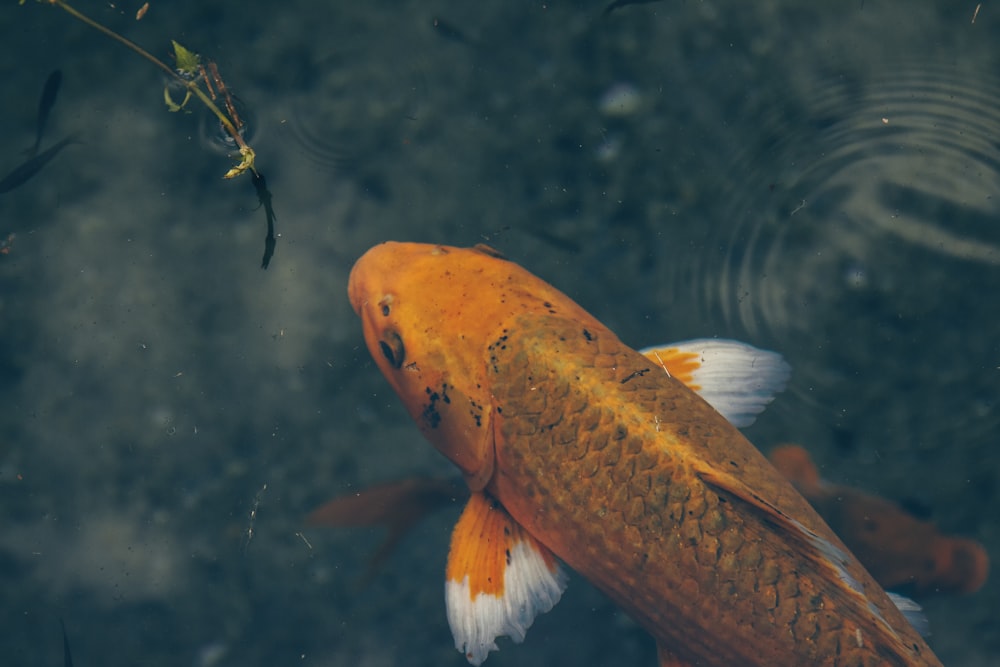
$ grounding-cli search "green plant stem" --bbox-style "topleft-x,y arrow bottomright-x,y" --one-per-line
48,0 -> 248,152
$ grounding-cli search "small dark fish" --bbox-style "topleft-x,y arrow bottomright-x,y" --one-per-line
60,619 -> 74,667
31,70 -> 63,157
602,0 -> 666,16
431,16 -> 470,44
251,170 -> 277,269
0,134 -> 77,195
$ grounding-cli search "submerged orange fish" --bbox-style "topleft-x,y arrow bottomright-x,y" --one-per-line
770,444 -> 989,597
347,241 -> 944,667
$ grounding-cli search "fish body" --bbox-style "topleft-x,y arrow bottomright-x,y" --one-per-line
30,70 -> 63,157
348,242 -> 944,666
0,134 -> 77,195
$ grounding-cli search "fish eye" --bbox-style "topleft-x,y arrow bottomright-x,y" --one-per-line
378,295 -> 394,317
379,330 -> 405,369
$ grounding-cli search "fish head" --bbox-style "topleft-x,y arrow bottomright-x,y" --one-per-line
348,241 -> 602,490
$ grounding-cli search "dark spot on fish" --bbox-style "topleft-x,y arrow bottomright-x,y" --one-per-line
583,329 -> 593,341
505,549 -> 512,565
620,368 -> 650,384
422,390 -> 442,429
381,303 -> 390,316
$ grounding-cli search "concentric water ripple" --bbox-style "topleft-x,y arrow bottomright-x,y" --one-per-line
701,63 -> 1000,344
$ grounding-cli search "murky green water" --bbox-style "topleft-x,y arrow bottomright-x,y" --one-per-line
1,2 -> 997,666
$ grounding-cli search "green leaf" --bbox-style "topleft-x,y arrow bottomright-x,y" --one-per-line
163,86 -> 192,112
171,40 -> 201,77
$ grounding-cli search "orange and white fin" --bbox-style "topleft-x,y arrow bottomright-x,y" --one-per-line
639,338 -> 791,427
445,491 -> 567,665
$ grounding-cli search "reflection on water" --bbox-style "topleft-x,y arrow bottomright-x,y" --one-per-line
277,47 -> 430,184
700,64 -> 1000,344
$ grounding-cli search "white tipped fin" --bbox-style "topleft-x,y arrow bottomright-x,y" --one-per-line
445,492 -> 567,665
640,338 -> 791,427
887,592 -> 930,637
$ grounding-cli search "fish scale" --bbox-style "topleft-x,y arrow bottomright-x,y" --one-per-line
486,312 -> 940,667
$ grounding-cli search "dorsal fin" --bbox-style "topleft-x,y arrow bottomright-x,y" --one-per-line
693,462 -> 873,614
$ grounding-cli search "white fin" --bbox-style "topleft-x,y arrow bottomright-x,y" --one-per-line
445,492 -> 567,665
640,338 -> 791,427
887,592 -> 931,637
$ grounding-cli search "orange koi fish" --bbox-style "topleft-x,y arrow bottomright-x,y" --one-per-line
347,241 -> 944,667
770,444 -> 989,597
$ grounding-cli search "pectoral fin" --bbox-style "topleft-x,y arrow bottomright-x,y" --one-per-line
640,339 -> 790,427
445,492 -> 567,665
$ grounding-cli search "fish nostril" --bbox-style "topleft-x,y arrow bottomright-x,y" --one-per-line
379,330 -> 405,369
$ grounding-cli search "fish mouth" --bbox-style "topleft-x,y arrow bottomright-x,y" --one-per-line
347,243 -> 397,316
346,252 -> 368,317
